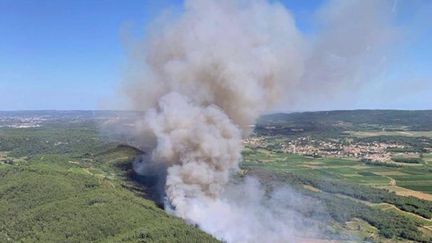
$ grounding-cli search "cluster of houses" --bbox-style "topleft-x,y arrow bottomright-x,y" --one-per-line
244,136 -> 409,162
0,117 -> 44,128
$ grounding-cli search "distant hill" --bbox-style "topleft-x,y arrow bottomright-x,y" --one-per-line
257,110 -> 432,133
3,109 -> 431,131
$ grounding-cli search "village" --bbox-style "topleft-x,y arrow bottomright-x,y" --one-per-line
0,116 -> 45,128
243,136 -> 414,163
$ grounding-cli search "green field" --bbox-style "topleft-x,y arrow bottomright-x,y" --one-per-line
349,131 -> 432,138
242,146 -> 432,242
243,148 -> 432,192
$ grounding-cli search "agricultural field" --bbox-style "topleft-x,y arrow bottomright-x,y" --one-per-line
243,150 -> 432,194
348,131 -> 432,138
243,110 -> 432,242
242,149 -> 432,242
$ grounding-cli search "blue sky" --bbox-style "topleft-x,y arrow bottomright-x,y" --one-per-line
0,0 -> 430,110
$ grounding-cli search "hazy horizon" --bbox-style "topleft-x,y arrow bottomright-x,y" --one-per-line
1,108 -> 432,113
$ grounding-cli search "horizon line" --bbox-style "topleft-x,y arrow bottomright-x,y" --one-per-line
1,108 -> 432,113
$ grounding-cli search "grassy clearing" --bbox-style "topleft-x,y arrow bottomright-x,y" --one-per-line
397,184 -> 432,194
344,218 -> 379,241
384,186 -> 432,201
0,151 -> 7,159
423,153 -> 432,165
375,171 -> 410,176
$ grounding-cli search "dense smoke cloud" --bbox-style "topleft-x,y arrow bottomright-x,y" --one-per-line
171,176 -> 331,242
124,0 -> 305,130
120,0 -> 398,241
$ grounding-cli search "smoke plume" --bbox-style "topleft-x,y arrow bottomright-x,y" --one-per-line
119,0 -> 398,241
124,0 -> 305,130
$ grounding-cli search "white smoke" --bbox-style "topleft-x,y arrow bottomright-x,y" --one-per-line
120,0 -> 398,242
124,0 -> 305,131
144,92 -> 242,216
170,176 -> 330,243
